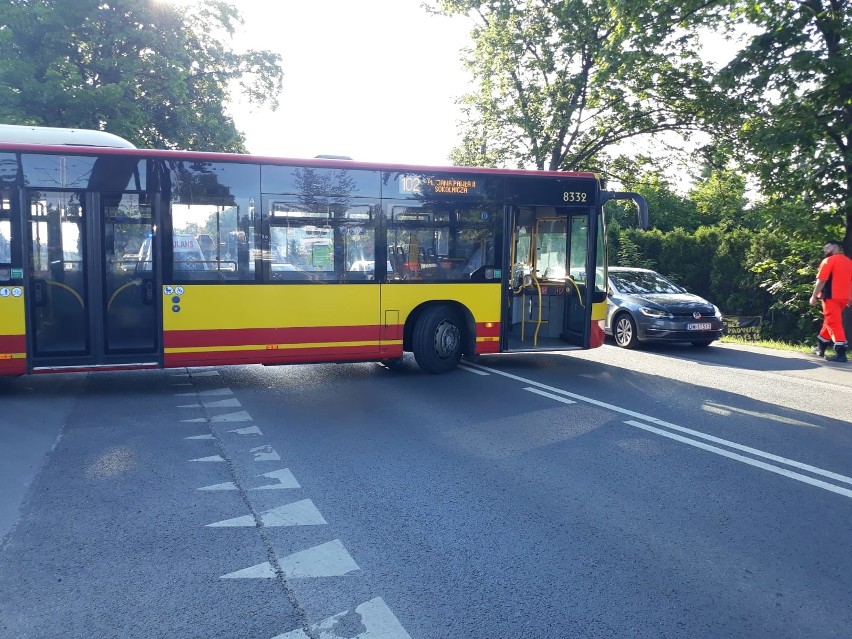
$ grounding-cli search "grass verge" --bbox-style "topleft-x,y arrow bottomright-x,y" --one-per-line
720,336 -> 812,354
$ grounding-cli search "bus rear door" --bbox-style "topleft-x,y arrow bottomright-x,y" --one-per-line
26,190 -> 159,371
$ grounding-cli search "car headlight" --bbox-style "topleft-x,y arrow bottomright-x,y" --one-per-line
712,305 -> 722,319
639,306 -> 673,319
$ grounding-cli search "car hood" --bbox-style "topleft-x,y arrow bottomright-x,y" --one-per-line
621,293 -> 716,313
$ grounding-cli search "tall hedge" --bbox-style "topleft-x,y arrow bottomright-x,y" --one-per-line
609,225 -> 820,342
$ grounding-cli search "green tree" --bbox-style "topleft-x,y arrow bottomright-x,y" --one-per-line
617,168 -> 700,232
0,0 -> 282,152
749,229 -> 822,342
688,167 -> 755,228
430,0 -> 723,171
716,0 -> 852,252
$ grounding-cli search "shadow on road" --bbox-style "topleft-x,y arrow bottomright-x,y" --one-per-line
604,338 -> 832,373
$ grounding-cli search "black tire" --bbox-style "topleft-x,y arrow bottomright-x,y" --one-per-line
613,313 -> 639,349
412,305 -> 463,373
691,340 -> 714,347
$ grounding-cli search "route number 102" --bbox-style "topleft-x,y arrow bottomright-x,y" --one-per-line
563,191 -> 588,202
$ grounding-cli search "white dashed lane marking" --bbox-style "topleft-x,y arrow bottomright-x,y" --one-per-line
465,362 -> 852,500
626,420 -> 852,499
458,363 -> 490,376
523,387 -> 577,405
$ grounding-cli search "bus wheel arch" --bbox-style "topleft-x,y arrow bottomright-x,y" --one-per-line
407,301 -> 473,373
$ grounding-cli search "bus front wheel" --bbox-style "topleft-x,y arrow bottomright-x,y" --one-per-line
413,306 -> 463,373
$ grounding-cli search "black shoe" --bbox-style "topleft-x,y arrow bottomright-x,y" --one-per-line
826,345 -> 848,362
814,337 -> 832,357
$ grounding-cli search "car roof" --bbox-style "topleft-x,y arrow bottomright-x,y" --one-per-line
608,267 -> 656,273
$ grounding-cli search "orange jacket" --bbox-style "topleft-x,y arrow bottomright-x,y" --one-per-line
817,253 -> 852,302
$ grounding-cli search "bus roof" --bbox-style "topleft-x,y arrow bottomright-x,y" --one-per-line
0,124 -> 136,148
0,129 -> 596,179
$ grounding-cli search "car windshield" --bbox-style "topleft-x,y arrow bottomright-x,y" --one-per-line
610,270 -> 683,295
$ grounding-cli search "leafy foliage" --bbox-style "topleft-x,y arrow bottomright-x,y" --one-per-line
716,0 -> 852,251
0,0 -> 283,151
430,0 -> 723,171
610,222 -> 820,342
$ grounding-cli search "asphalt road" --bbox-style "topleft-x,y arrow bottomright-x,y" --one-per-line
1,342 -> 850,638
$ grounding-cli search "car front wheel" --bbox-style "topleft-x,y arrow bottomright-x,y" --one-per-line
614,313 -> 639,349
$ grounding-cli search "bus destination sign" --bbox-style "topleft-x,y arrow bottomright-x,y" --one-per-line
399,175 -> 482,198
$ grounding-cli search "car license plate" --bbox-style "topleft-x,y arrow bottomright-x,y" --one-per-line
687,323 -> 712,330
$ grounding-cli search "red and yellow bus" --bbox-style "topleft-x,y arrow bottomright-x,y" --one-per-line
0,125 -> 646,376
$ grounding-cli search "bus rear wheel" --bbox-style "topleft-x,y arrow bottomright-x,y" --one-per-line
413,306 -> 463,373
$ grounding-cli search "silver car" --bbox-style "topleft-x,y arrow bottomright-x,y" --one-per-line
605,267 -> 724,348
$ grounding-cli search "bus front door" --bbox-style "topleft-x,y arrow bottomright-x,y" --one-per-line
506,206 -> 589,351
26,190 -> 158,370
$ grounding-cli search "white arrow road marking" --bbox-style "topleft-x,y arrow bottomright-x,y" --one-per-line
252,468 -> 301,490
202,398 -> 241,408
174,388 -> 233,397
198,481 -> 238,491
177,398 -> 241,409
184,434 -> 215,440
221,539 -> 359,579
249,445 -> 281,462
211,411 -> 252,422
197,469 -> 301,492
228,425 -> 262,436
273,629 -> 309,639
272,598 -> 412,639
279,539 -> 359,578
199,388 -> 233,396
207,500 -> 327,528
189,455 -> 225,463
220,562 -> 277,579
181,417 -> 207,423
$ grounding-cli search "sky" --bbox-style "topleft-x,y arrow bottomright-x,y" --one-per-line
185,0 -> 744,175
220,0 -> 474,166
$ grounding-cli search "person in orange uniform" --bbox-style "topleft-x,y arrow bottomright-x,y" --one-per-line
809,240 -> 852,362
